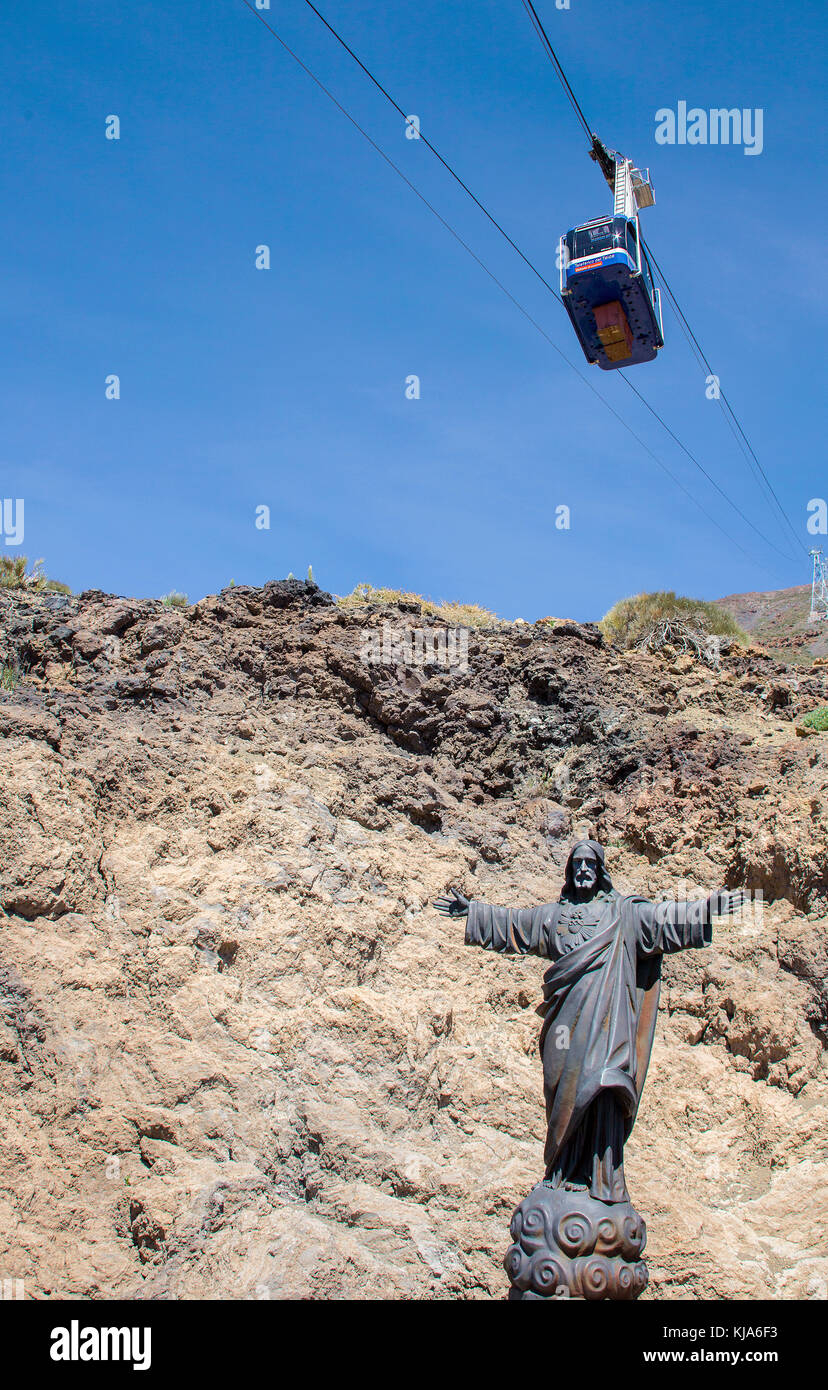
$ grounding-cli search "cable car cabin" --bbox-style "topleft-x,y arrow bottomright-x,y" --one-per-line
560,215 -> 664,370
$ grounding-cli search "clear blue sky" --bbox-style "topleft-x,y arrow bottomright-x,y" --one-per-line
1,0 -> 825,619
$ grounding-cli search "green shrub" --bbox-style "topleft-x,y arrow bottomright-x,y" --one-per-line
0,555 -> 27,588
600,591 -> 748,649
0,645 -> 27,689
801,705 -> 828,732
161,591 -> 189,608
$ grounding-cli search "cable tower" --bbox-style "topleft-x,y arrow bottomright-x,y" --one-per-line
809,549 -> 828,622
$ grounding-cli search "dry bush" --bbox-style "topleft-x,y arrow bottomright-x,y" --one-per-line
600,591 -> 748,650
0,555 -> 70,594
337,582 -> 498,629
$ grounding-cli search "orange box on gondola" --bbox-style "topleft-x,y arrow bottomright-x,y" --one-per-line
593,301 -> 633,362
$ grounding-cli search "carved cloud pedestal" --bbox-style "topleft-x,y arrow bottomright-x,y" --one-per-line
504,1182 -> 648,1300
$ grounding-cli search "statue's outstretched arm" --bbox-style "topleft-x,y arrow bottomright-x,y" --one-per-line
636,888 -> 749,956
435,887 -> 551,956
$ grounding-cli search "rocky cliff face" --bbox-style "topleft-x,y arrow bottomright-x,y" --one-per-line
1,580 -> 827,1300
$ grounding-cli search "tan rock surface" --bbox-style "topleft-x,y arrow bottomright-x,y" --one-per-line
1,581 -> 826,1299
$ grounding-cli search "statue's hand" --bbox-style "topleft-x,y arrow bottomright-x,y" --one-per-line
707,888 -> 749,918
434,888 -> 470,918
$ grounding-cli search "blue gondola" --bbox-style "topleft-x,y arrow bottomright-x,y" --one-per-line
559,142 -> 664,371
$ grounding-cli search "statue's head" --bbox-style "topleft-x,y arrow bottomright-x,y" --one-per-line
572,846 -> 599,894
561,839 -> 614,902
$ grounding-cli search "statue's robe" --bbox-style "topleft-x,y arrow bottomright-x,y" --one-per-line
465,892 -> 712,1203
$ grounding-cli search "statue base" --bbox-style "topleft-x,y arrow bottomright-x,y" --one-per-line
504,1182 -> 648,1300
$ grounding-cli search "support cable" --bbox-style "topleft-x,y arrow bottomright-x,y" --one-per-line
518,0 -> 805,561
236,0 -> 789,576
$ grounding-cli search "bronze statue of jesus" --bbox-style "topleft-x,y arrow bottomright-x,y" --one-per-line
435,840 -> 745,1298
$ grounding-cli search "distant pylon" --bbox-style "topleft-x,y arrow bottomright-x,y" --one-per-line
809,548 -> 828,622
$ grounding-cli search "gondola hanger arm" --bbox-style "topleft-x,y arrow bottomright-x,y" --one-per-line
589,135 -> 656,219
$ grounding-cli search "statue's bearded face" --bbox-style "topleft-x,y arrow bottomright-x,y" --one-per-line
572,854 -> 599,894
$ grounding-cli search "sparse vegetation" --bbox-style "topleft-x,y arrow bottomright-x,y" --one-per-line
514,768 -> 562,799
161,591 -> 189,609
307,565 -> 314,585
600,591 -> 748,650
338,582 -> 499,629
800,705 -> 828,732
0,639 -> 27,690
0,555 -> 70,594
1,659 -> 24,691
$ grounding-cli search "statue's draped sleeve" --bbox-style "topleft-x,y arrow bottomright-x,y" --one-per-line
465,900 -> 556,957
633,897 -> 712,957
